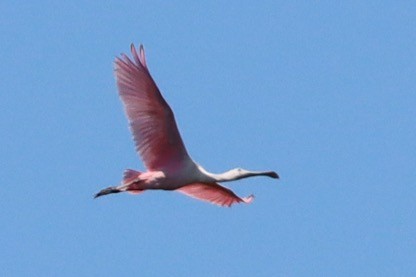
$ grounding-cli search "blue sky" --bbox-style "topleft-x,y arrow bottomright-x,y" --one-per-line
1,1 -> 415,276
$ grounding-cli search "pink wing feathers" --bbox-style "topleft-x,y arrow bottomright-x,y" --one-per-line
114,44 -> 191,171
177,183 -> 254,207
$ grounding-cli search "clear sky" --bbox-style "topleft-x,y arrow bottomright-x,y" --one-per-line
1,1 -> 415,276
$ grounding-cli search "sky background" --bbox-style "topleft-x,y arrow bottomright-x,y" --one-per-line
1,1 -> 415,276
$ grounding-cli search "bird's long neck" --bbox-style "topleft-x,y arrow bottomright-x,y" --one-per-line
197,166 -> 279,183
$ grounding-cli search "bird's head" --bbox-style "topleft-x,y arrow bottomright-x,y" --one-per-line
231,168 -> 279,179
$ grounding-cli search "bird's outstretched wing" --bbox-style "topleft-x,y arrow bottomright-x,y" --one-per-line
176,183 -> 254,207
114,44 -> 191,171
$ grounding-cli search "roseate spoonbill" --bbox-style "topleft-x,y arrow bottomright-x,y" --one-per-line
95,44 -> 279,207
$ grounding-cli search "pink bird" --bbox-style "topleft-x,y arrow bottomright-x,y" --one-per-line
95,44 -> 279,207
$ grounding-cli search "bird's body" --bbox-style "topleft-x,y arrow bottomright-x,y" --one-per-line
95,44 -> 278,207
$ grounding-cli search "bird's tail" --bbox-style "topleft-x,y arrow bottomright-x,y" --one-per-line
122,169 -> 142,184
123,169 -> 145,195
94,169 -> 144,198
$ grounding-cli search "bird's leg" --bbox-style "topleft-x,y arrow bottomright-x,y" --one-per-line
94,186 -> 122,198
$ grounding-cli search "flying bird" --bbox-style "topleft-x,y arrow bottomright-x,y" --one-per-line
95,44 -> 279,207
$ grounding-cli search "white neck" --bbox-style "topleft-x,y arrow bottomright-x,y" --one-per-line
197,165 -> 278,183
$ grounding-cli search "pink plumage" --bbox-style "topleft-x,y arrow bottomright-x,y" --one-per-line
177,183 -> 254,207
95,44 -> 279,207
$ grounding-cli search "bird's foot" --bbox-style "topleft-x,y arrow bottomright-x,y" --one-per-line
94,186 -> 121,198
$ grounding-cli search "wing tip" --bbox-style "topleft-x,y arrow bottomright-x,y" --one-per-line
242,194 -> 255,204
130,43 -> 147,68
114,43 -> 148,73
222,194 -> 255,207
